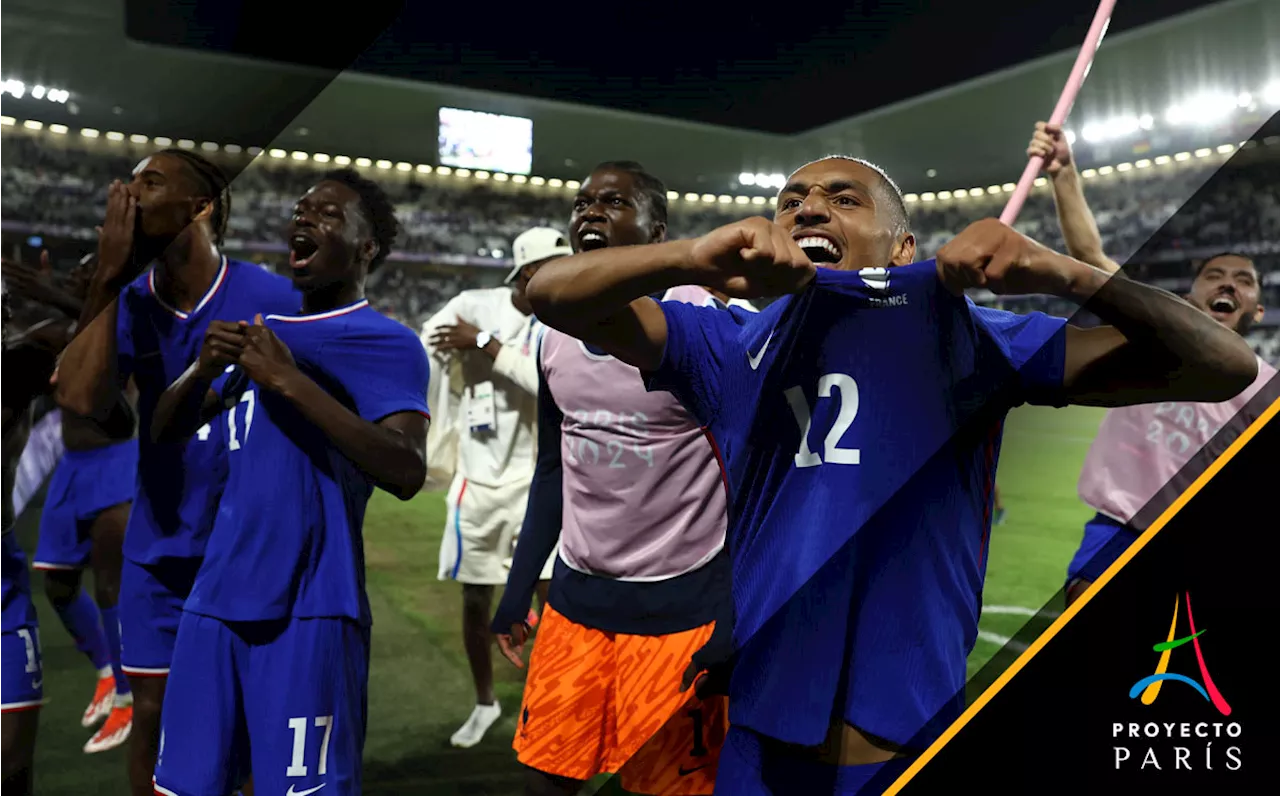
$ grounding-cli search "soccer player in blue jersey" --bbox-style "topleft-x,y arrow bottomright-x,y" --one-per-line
147,169 -> 430,796
55,149 -> 300,795
522,156 -> 1257,794
3,282 -> 63,795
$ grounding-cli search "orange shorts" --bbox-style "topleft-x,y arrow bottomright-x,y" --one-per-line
514,604 -> 728,795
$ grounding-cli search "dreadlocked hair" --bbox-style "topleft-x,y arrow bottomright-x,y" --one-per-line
320,168 -> 400,272
155,148 -> 231,245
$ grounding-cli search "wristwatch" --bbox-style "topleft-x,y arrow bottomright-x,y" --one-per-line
475,331 -> 492,349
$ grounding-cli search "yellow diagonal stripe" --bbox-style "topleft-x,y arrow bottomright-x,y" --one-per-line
882,394 -> 1280,795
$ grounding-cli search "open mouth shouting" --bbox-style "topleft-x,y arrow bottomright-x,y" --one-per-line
289,232 -> 321,273
1207,292 -> 1239,319
577,226 -> 609,252
793,231 -> 842,265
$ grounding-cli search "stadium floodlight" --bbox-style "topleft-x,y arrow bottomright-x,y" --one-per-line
1116,162 -> 1132,172
493,172 -> 510,182
247,147 -> 264,157
22,120 -> 42,130
734,196 -> 749,204
1135,159 -> 1151,169
566,180 -> 581,190
3,80 -> 25,98
312,153 -> 331,163
1264,80 -> 1280,106
48,124 -> 67,135
1081,168 -> 1098,178
106,131 -> 124,141
903,193 -> 919,203
1033,177 -> 1047,187
1194,147 -> 1212,158
333,155 -> 351,165
739,172 -> 756,185
416,164 -> 431,174
920,192 -> 936,202
0,116 -> 16,126
456,168 -> 473,178
717,195 -> 732,204
528,175 -> 543,185
31,85 -> 46,100
269,149 -> 286,159
1081,115 -> 1142,143
1138,113 -> 1154,130
1001,183 -> 1016,192
700,194 -> 716,203
375,160 -> 392,170
1153,155 -> 1171,165
355,157 -> 372,167
436,166 -> 453,175
546,177 -> 562,187
511,174 -> 527,184
48,89 -> 69,103
1165,91 -> 1237,126
684,192 -> 699,201
129,134 -> 148,144
751,196 -> 767,205
177,139 -> 195,149
667,191 -> 680,201
986,185 -> 1001,194
397,162 -> 414,172
968,187 -> 984,197
153,136 -> 172,146
937,190 -> 952,200
1097,165 -> 1114,175
79,127 -> 98,137
1173,151 -> 1191,161
291,151 -> 308,161
472,169 -> 489,178
1217,143 -> 1235,154
202,142 -> 220,152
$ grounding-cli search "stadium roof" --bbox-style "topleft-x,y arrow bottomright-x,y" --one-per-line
1,0 -> 1276,192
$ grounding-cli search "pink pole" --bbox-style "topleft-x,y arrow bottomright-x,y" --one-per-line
999,0 -> 1118,225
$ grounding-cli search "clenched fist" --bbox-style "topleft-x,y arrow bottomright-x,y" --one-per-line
1027,121 -> 1073,177
238,314 -> 298,392
936,218 -> 1083,298
196,320 -> 248,380
688,217 -> 816,299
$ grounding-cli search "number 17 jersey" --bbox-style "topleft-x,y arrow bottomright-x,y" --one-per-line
648,261 -> 1069,750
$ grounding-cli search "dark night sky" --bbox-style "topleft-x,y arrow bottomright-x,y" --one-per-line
126,0 -> 1221,133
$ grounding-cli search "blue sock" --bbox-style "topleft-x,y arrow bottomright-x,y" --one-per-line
98,604 -> 131,696
54,589 -> 111,672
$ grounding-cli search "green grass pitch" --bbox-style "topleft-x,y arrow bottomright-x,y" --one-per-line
14,404 -> 1104,794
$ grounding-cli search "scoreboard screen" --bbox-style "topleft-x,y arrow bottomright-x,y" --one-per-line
438,107 -> 533,175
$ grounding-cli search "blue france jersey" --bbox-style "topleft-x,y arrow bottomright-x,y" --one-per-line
184,301 -> 430,626
117,258 -> 300,564
649,261 -> 1068,748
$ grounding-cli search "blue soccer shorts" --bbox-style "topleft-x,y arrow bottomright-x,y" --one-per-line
118,556 -> 202,677
1065,513 -> 1141,588
1,622 -> 44,714
153,612 -> 370,796
32,440 -> 138,571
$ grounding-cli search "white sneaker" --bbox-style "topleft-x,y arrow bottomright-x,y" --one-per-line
449,702 -> 501,748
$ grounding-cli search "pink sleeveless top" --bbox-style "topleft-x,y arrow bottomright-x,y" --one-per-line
539,286 -> 728,580
1077,356 -> 1276,528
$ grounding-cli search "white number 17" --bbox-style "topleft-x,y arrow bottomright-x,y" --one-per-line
784,372 -> 861,469
227,390 -> 256,451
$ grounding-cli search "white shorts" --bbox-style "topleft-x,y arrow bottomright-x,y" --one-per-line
438,474 -> 556,586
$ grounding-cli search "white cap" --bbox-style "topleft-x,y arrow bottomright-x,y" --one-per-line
506,227 -> 573,284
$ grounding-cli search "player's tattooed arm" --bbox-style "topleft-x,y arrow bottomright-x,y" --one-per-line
1061,271 -> 1258,406
527,218 -> 812,370
239,317 -> 428,500
936,218 -> 1257,406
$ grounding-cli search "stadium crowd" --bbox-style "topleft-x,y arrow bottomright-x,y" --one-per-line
7,130 -> 1277,362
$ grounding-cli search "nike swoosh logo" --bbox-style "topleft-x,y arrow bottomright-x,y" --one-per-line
286,784 -> 326,796
747,331 -> 774,371
30,679 -> 42,690
678,764 -> 708,776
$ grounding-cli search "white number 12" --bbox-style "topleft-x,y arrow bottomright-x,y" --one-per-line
784,373 -> 861,469
227,390 -> 256,451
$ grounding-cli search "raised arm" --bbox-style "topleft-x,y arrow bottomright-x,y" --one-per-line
55,184 -> 140,419
936,219 -> 1257,407
1028,122 -> 1121,274
527,218 -> 813,370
